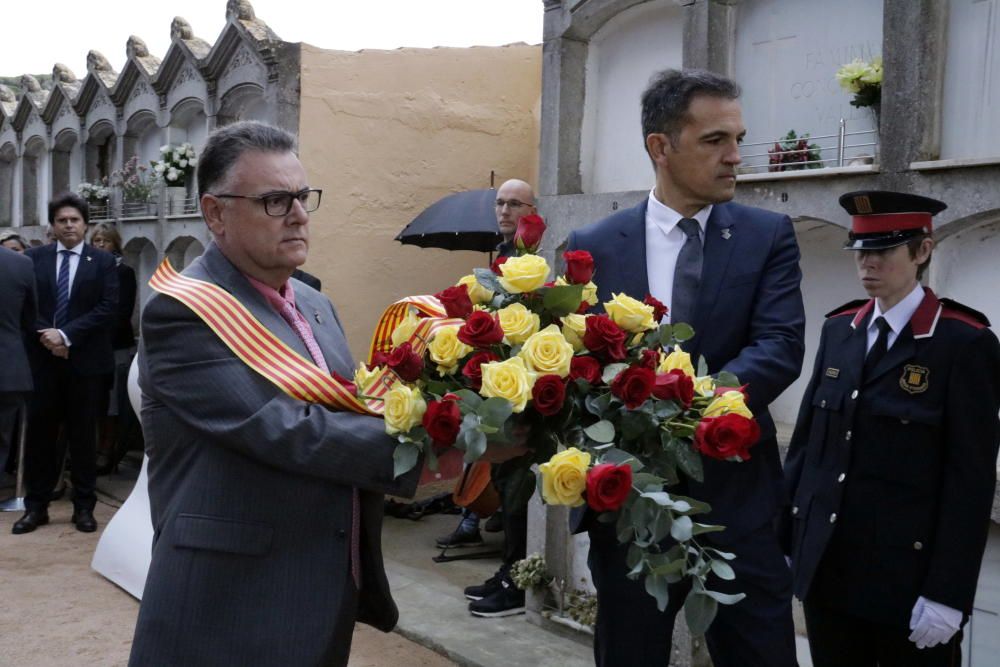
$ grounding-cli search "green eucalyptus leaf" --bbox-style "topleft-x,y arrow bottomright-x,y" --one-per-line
453,390 -> 484,411
672,322 -> 695,342
644,574 -> 670,612
702,589 -> 746,605
670,515 -> 693,542
665,435 -> 704,483
474,267 -> 504,294
598,447 -> 643,470
392,442 -> 421,479
692,522 -> 726,536
584,420 -> 616,443
706,547 -> 737,561
709,560 -> 736,581
601,363 -> 629,385
657,324 -> 674,347
653,400 -> 681,420
683,592 -> 718,635
464,429 -> 487,463
714,371 -> 740,390
542,284 -> 585,317
650,556 -> 686,577
697,356 -> 709,377
620,410 -> 655,441
585,392 -> 613,417
478,397 -> 514,429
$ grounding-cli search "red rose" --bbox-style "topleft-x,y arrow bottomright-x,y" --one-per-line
434,284 -> 474,319
458,310 -> 504,348
491,255 -> 509,275
532,374 -> 567,416
694,413 -> 761,462
461,351 -> 499,390
386,342 -> 424,383
652,369 -> 694,408
370,350 -> 390,368
644,294 -> 668,323
713,384 -> 749,399
423,397 -> 463,447
569,356 -> 602,385
582,315 -> 627,361
586,463 -> 633,512
514,214 -> 546,253
563,250 -> 595,285
610,365 -> 655,409
639,349 -> 660,370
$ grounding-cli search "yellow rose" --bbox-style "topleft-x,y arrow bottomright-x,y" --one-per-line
498,254 -> 550,294
658,345 -> 696,379
604,292 -> 656,333
354,362 -> 381,395
427,325 -> 473,375
694,375 -> 715,397
518,324 -> 575,377
561,313 -> 589,352
498,302 -> 540,345
479,356 -> 537,413
555,276 -> 597,307
703,390 -> 753,419
384,383 -> 427,435
457,274 -> 494,305
391,309 -> 421,348
538,447 -> 591,507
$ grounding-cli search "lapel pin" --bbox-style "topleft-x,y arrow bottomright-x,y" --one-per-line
721,228 -> 732,240
85,255 -> 93,262
314,311 -> 323,324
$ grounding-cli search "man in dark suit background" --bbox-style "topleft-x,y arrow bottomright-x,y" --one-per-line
12,193 -> 119,534
566,69 -> 805,666
0,246 -> 36,477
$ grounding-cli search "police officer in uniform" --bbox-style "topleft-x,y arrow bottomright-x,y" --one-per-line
782,190 -> 1000,666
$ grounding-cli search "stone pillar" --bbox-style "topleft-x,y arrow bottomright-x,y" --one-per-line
36,146 -> 51,226
12,145 -> 23,228
683,0 -> 737,76
879,0 -> 947,185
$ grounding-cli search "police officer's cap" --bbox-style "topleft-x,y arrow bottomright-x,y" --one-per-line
839,190 -> 946,251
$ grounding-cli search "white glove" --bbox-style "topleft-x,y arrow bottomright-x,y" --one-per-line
908,596 -> 962,649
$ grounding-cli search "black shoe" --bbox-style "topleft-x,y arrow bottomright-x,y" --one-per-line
71,508 -> 98,533
464,568 -> 505,601
12,509 -> 49,534
483,511 -> 504,533
436,523 -> 484,549
468,573 -> 525,618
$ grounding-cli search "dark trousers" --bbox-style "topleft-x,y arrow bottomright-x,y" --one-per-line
803,596 -> 961,667
495,462 -> 534,566
24,362 -> 101,512
0,392 -> 25,474
588,521 -> 797,667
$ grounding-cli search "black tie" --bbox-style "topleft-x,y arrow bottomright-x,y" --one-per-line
863,316 -> 891,379
671,218 -> 703,326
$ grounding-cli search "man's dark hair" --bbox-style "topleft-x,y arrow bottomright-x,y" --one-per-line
197,121 -> 297,196
48,191 -> 89,225
641,69 -> 741,151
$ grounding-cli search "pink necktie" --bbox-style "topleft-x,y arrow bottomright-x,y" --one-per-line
277,301 -> 362,590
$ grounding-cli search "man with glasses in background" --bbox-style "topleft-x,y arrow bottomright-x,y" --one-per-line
129,121 -> 423,666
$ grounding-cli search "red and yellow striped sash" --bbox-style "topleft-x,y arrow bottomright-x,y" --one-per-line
149,259 -> 378,415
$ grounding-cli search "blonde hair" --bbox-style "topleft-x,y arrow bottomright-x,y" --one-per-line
89,223 -> 123,254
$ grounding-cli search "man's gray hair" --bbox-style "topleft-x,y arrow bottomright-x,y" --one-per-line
197,121 -> 297,195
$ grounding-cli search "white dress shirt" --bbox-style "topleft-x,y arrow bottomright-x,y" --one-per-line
866,283 -> 925,352
54,240 -> 86,346
644,190 -> 712,323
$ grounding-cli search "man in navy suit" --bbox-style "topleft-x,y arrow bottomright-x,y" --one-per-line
12,192 -> 118,534
0,246 -> 36,474
566,69 -> 805,666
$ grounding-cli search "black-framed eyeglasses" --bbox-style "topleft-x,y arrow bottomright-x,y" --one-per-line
212,188 -> 323,217
495,198 -> 532,210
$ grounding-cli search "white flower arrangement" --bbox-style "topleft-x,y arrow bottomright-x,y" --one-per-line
836,56 -> 882,109
76,180 -> 111,201
152,142 -> 198,185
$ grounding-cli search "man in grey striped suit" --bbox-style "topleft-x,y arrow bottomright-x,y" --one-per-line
129,122 -> 422,666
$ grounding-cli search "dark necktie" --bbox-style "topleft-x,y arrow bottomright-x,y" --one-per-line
863,316 -> 891,379
54,249 -> 72,328
671,218 -> 703,326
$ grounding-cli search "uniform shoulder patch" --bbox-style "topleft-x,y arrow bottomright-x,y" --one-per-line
940,298 -> 990,329
825,299 -> 869,319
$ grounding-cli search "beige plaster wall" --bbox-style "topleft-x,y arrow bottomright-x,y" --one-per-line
298,43 -> 541,357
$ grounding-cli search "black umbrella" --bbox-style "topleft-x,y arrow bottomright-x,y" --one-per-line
395,188 -> 502,252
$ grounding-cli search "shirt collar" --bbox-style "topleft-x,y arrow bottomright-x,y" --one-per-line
56,241 -> 84,255
646,189 -> 712,237
870,283 -> 925,336
244,273 -> 296,314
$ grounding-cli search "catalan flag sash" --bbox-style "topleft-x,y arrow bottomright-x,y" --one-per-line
149,259 -> 379,415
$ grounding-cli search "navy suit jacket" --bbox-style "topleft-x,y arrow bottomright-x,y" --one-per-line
567,199 -> 805,541
24,243 -> 118,377
0,247 -> 36,393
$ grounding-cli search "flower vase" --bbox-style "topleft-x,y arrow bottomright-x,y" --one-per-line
167,186 -> 187,215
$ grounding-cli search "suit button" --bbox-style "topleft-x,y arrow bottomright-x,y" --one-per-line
337,529 -> 347,539
837,473 -> 846,483
820,399 -> 827,408
851,390 -> 859,399
914,541 -> 923,550
791,506 -> 799,515
829,513 -> 837,523
901,419 -> 910,424
845,430 -> 852,441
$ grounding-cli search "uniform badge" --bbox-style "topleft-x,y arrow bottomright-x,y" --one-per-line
899,364 -> 929,394
825,367 -> 840,379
